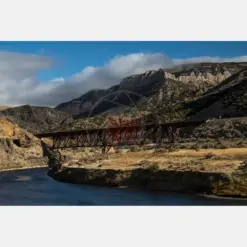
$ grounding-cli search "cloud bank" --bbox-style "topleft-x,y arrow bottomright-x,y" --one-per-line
0,51 -> 247,107
174,56 -> 247,64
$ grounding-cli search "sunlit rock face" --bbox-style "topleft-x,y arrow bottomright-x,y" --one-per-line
0,117 -> 45,169
55,63 -> 247,118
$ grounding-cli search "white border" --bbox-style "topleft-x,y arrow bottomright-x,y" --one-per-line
0,0 -> 246,247
0,0 -> 247,40
0,206 -> 247,247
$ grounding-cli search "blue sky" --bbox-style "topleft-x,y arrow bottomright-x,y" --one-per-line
1,41 -> 247,81
0,41 -> 247,107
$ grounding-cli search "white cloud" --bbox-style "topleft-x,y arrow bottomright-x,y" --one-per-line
173,56 -> 247,64
0,51 -> 247,108
0,51 -> 52,106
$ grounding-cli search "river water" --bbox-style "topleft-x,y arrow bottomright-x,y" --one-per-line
0,167 -> 247,205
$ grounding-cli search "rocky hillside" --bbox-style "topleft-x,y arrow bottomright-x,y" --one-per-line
191,117 -> 247,139
186,68 -> 247,120
0,105 -> 73,133
0,117 -> 47,169
54,62 -> 247,140
55,62 -> 247,119
119,64 -> 247,123
55,90 -> 106,117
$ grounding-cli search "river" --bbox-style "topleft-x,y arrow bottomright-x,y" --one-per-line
0,167 -> 247,205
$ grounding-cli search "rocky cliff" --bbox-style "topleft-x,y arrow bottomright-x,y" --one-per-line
186,68 -> 247,120
55,62 -> 247,119
0,117 -> 47,170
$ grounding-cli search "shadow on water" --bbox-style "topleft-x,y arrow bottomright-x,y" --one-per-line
0,167 -> 247,206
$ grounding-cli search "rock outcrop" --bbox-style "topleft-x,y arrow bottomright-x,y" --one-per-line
0,117 -> 47,170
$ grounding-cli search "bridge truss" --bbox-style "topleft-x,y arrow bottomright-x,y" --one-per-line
36,120 -> 207,153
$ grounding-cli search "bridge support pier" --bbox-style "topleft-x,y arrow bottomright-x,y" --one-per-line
47,148 -> 63,171
102,145 -> 112,154
166,126 -> 180,143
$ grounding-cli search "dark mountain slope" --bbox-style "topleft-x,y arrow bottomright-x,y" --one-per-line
0,105 -> 73,133
56,89 -> 107,117
186,68 -> 247,120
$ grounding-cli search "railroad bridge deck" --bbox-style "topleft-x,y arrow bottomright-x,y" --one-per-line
36,120 -> 209,152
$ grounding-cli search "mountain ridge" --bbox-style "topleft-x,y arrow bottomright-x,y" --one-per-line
55,62 -> 247,119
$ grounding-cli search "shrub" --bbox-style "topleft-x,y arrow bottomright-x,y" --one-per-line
204,153 -> 215,159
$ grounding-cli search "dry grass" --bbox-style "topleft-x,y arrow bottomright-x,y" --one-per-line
60,147 -> 247,173
0,106 -> 10,111
168,148 -> 247,158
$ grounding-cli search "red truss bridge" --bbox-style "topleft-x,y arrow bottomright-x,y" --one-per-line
35,119 -> 209,153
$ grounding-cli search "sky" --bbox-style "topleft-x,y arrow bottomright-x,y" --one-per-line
0,41 -> 247,107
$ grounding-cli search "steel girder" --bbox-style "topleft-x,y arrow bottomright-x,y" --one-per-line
50,124 -> 180,150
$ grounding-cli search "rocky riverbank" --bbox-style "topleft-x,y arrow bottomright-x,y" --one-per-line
47,165 -> 247,198
47,147 -> 247,198
0,117 -> 48,171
